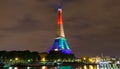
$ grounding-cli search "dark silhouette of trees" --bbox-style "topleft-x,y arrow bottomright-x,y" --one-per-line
0,50 -> 40,64
46,50 -> 75,62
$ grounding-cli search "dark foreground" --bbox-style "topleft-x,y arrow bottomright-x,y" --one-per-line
1,63 -> 120,69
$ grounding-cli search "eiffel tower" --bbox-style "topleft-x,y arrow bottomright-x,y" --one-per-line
49,7 -> 73,55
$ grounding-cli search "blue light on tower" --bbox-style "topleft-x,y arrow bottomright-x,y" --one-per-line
50,37 -> 73,54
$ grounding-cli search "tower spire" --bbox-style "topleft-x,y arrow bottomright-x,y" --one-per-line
57,7 -> 65,37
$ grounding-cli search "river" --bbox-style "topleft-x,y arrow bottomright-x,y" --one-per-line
1,64 -> 119,69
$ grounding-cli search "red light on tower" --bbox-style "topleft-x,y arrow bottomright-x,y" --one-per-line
58,8 -> 62,25
57,7 -> 65,37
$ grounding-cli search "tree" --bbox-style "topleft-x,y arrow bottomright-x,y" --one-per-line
46,50 -> 75,62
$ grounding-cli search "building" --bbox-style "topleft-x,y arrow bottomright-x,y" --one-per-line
47,7 -> 75,62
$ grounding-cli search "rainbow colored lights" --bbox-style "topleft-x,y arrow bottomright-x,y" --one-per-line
48,7 -> 73,54
57,7 -> 65,37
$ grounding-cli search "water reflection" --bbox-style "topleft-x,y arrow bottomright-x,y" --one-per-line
8,64 -> 119,69
59,66 -> 72,69
27,67 -> 31,69
78,65 -> 97,69
41,66 -> 48,69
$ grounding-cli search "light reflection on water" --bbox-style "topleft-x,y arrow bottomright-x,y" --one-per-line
7,64 -> 119,69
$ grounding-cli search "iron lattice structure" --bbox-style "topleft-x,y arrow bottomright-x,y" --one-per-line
48,7 -> 73,55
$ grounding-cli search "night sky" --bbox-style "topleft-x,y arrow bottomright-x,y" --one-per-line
0,0 -> 120,57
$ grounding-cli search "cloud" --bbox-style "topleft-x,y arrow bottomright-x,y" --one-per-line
0,15 -> 41,32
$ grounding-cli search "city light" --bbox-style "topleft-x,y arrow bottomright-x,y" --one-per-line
41,57 -> 46,62
15,57 -> 19,61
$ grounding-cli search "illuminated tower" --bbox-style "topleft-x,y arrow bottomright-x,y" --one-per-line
49,7 -> 73,55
